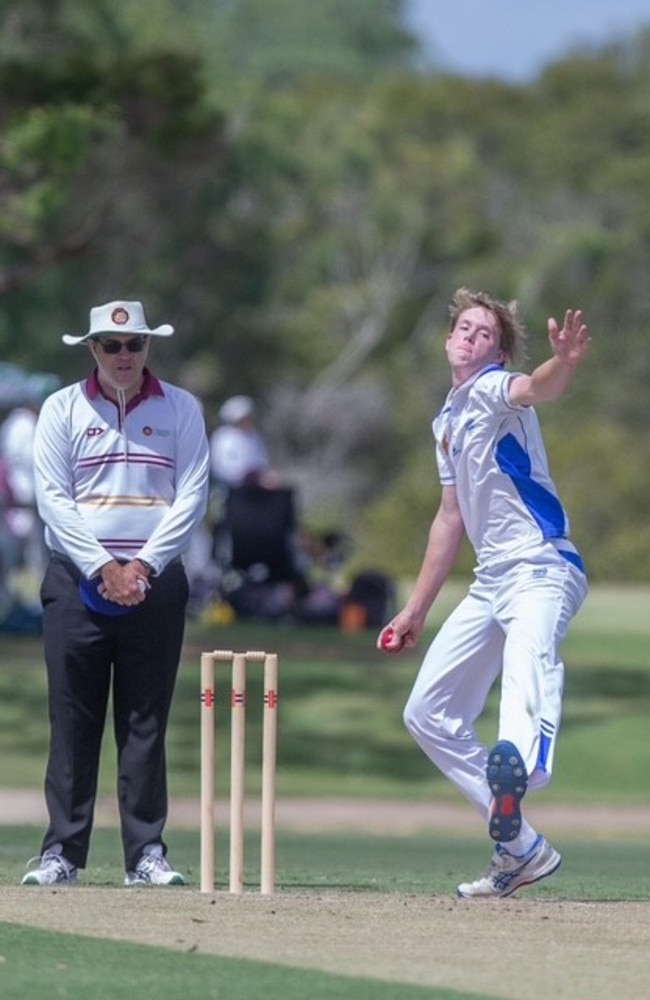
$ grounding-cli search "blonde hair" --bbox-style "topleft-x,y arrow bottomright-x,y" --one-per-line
448,287 -> 527,364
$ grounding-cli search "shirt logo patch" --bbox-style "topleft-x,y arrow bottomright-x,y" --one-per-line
143,427 -> 171,437
532,567 -> 547,578
86,427 -> 104,437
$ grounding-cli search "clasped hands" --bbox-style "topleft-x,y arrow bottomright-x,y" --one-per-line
98,559 -> 151,606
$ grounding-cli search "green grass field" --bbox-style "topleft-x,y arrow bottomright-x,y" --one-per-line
1,825 -> 648,1000
0,583 -> 649,999
1,583 -> 649,803
0,921 -> 492,1000
1,826 -> 647,900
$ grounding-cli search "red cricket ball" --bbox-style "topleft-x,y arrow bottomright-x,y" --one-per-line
380,626 -> 405,653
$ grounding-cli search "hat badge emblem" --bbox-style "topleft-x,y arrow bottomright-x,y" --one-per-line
111,307 -> 129,325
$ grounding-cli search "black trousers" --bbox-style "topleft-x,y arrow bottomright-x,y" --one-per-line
39,555 -> 188,871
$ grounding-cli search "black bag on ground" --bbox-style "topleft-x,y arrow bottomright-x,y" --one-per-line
345,571 -> 396,628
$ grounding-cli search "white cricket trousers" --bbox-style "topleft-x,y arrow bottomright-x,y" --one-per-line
403,556 -> 588,820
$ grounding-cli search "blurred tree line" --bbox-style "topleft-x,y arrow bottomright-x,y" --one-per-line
2,0 -> 650,581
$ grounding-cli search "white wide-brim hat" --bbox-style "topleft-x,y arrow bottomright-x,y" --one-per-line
62,300 -> 174,345
219,395 -> 255,424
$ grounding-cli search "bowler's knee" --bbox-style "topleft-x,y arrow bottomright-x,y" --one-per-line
403,693 -> 423,737
403,693 -> 444,744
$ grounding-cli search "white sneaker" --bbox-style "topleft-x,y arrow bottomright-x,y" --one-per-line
457,835 -> 561,899
125,850 -> 185,887
21,852 -> 78,886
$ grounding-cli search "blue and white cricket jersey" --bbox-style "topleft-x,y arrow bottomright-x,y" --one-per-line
402,362 -> 588,828
433,364 -> 577,571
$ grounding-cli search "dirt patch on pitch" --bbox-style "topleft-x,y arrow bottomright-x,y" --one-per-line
2,794 -> 650,999
1,886 -> 649,1000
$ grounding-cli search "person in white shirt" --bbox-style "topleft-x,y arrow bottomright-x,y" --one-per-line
378,287 -> 591,899
210,395 -> 272,488
0,378 -> 60,589
21,300 -> 209,888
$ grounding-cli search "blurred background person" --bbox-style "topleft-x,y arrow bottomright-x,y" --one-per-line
0,392 -> 48,586
210,394 -> 275,489
0,373 -> 61,625
208,395 -> 307,619
189,394 -> 276,614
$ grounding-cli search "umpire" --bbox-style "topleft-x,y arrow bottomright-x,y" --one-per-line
21,300 -> 209,887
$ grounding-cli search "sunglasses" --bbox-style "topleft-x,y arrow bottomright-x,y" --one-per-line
92,336 -> 149,354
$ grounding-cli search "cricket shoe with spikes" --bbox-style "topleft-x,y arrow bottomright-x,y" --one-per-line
457,835 -> 561,899
486,740 -> 528,842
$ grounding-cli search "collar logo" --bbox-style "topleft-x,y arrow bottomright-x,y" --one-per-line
111,307 -> 129,325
